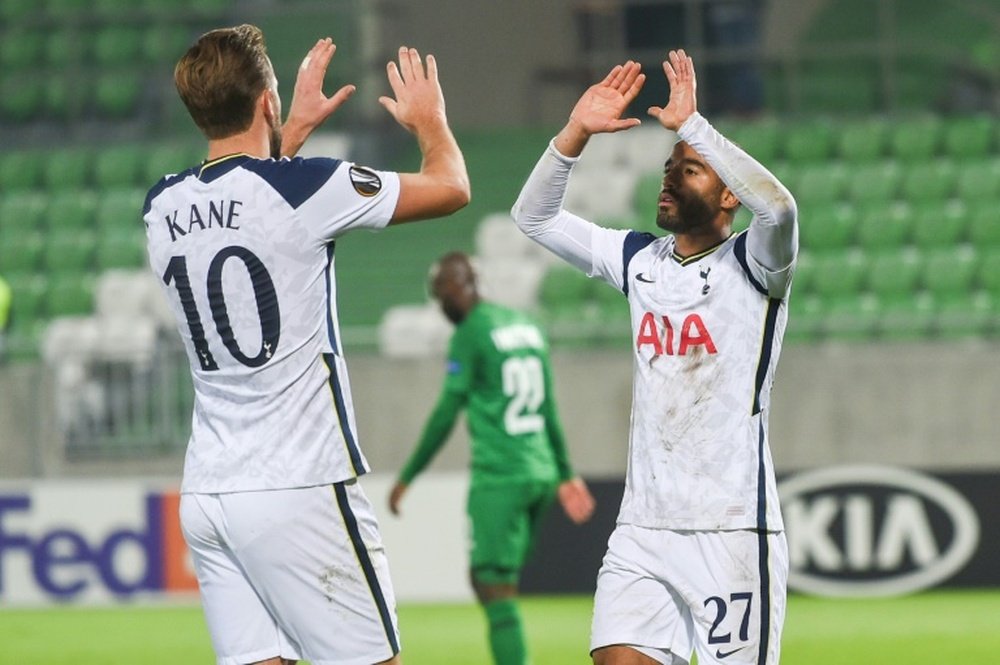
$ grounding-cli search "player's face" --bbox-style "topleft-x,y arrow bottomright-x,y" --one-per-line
432,274 -> 467,324
655,141 -> 726,234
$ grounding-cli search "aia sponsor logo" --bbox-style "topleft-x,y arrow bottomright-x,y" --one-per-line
635,311 -> 717,356
779,466 -> 980,597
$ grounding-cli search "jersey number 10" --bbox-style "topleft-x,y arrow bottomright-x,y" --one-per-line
163,246 -> 281,371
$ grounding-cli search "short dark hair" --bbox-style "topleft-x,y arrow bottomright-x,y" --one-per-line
174,24 -> 273,140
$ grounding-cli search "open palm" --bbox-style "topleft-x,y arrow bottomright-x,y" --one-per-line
569,61 -> 645,135
648,49 -> 697,131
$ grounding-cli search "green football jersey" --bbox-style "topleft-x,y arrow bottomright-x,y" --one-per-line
399,302 -> 572,487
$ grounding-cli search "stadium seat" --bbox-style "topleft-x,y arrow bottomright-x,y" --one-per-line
864,248 -> 921,299
95,145 -> 145,188
794,164 -> 848,204
889,117 -> 943,162
538,264 -> 594,311
822,293 -> 880,341
0,192 -> 47,234
45,28 -> 86,67
837,118 -> 888,163
942,116 -> 995,159
44,274 -> 96,318
933,291 -> 994,339
0,151 -> 44,192
42,233 -> 98,275
96,189 -> 146,232
966,205 -> 1000,246
93,71 -> 142,118
954,159 -> 1000,201
46,190 -> 99,231
142,25 -> 193,64
45,0 -> 89,18
144,144 -> 201,185
0,30 -> 45,71
0,0 -> 35,21
846,161 -> 902,203
799,203 -> 858,252
796,60 -> 880,114
877,292 -> 935,340
899,161 -> 958,202
92,25 -> 144,66
96,230 -> 147,271
43,148 -> 92,190
0,75 -> 45,122
808,249 -> 866,298
921,247 -> 977,298
783,121 -> 835,163
722,119 -> 781,164
975,248 -> 1000,293
632,171 -> 663,223
0,233 -> 45,273
855,201 -> 913,249
5,273 -> 47,326
785,293 -> 824,343
910,200 -> 968,249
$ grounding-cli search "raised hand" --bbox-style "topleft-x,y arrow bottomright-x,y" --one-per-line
648,49 -> 697,131
379,46 -> 448,135
568,61 -> 645,136
282,38 -> 356,155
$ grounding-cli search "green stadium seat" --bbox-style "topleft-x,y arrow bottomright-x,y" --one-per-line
822,293 -> 879,341
632,171 -> 663,223
46,190 -> 99,230
725,120 -> 781,164
45,28 -> 86,67
0,151 -> 44,192
0,75 -> 45,122
0,192 -> 47,234
786,293 -> 824,343
864,248 -> 921,299
45,0 -> 89,18
96,189 -> 146,232
794,164 -> 848,204
95,145 -> 145,188
96,229 -> 147,270
855,201 -> 913,249
143,25 -> 192,64
5,273 -> 47,327
42,232 -> 98,275
899,161 -> 958,202
796,61 -> 880,114
878,292 -> 935,340
921,247 -> 977,298
0,30 -> 45,71
837,118 -> 888,163
808,249 -> 866,298
44,274 -> 96,318
93,71 -> 142,118
934,291 -> 994,339
954,159 -> 1000,201
799,203 -> 858,252
43,147 -> 92,190
942,116 -> 995,159
783,121 -> 835,163
847,161 -> 902,203
791,250 -> 815,294
0,233 -> 44,273
966,205 -> 1000,246
889,117 -> 943,162
910,200 -> 968,249
92,26 -> 144,66
0,0 -> 36,21
538,264 -> 594,310
144,144 -> 201,184
976,248 -> 1000,293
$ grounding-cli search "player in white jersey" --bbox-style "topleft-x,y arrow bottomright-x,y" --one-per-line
144,25 -> 469,665
511,52 -> 797,665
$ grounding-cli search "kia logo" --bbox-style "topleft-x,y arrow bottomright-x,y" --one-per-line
778,466 -> 980,597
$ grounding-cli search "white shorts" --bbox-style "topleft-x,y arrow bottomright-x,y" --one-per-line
590,524 -> 788,665
180,480 -> 399,665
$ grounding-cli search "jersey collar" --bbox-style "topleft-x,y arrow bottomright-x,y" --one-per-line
670,232 -> 735,266
198,153 -> 255,182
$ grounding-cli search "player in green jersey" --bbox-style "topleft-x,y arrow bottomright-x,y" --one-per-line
389,251 -> 595,665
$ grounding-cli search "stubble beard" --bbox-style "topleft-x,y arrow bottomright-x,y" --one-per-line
656,190 -> 718,235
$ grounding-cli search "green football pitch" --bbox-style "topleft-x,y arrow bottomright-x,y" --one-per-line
3,591 -> 999,663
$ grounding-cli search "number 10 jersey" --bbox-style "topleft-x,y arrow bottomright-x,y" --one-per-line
143,154 -> 400,493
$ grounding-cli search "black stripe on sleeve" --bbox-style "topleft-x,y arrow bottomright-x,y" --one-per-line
734,231 -> 769,297
621,231 -> 657,297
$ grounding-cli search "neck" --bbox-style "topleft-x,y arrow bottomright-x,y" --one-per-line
206,117 -> 272,161
672,227 -> 730,258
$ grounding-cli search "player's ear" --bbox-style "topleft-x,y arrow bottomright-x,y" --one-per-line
260,88 -> 278,124
720,186 -> 740,212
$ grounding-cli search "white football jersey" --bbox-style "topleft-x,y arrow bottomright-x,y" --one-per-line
143,154 -> 400,493
590,228 -> 788,531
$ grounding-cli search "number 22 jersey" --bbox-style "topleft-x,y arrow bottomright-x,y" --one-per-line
143,154 -> 400,493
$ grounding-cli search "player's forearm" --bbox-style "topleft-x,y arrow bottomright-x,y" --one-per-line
398,392 -> 462,484
414,120 -> 471,212
678,113 -> 798,270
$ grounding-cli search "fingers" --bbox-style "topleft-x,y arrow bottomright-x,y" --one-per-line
425,53 -> 438,81
378,95 -> 398,118
325,83 -> 356,113
624,72 -> 646,104
385,60 -> 404,97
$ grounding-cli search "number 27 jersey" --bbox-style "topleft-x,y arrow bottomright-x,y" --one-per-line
143,154 -> 400,493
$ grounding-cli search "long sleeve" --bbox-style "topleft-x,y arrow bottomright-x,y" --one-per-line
398,388 -> 465,484
677,113 -> 798,295
541,357 -> 573,482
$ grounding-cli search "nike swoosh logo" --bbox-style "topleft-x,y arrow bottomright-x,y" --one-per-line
636,272 -> 655,283
715,647 -> 746,659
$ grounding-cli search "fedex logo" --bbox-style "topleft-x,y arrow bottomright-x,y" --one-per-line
636,312 -> 718,356
0,491 -> 197,601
